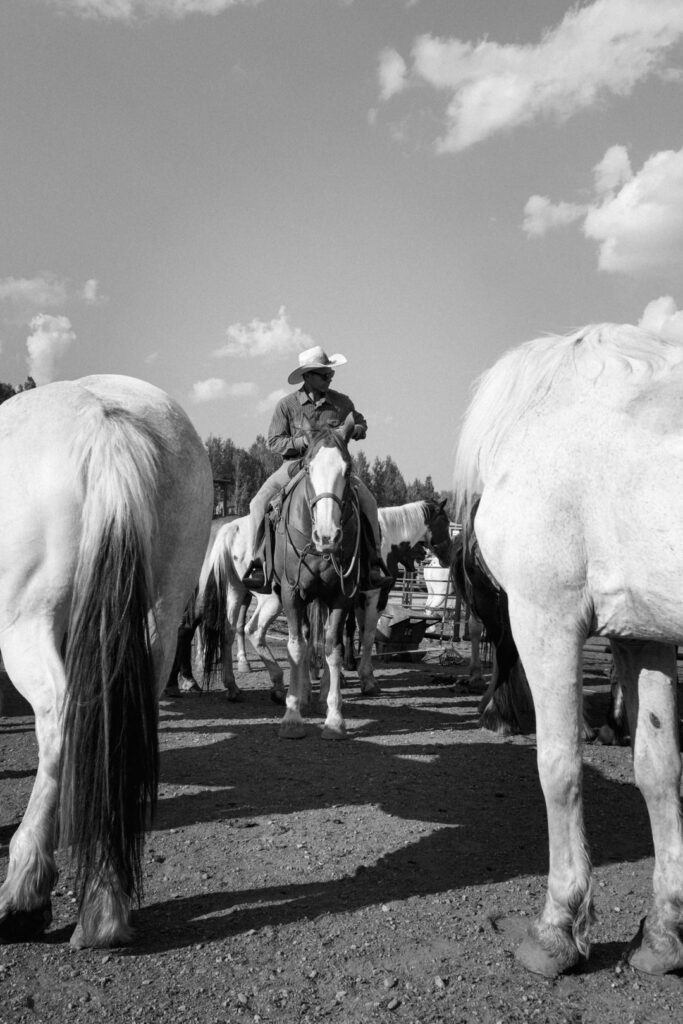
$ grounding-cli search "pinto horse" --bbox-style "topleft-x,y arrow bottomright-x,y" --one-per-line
0,376 -> 212,948
198,515 -> 288,703
454,322 -> 683,978
344,499 -> 451,688
274,415 -> 361,739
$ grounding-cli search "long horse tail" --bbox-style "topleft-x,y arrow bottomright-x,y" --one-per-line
307,598 -> 328,669
197,530 -> 233,683
59,404 -> 163,926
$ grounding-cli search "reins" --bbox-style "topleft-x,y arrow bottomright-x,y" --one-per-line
280,466 -> 362,598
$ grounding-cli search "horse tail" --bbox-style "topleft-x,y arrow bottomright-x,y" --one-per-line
199,563 -> 227,684
197,530 -> 235,683
60,405 -> 162,922
307,598 -> 328,669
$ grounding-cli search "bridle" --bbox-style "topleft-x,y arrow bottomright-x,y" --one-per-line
282,450 -> 362,597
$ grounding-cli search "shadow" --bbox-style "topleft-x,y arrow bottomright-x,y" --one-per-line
0,660 -> 664,960
0,671 -> 33,718
126,675 -> 657,955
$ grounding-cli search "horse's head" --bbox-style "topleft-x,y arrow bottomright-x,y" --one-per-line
303,413 -> 355,554
425,497 -> 451,566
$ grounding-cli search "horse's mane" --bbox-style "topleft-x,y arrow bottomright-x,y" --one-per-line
377,500 -> 429,545
453,322 -> 683,529
304,425 -> 351,463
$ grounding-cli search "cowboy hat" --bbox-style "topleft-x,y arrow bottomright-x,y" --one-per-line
288,345 -> 347,385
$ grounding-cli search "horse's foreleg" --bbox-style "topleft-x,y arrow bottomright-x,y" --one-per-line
356,591 -> 380,697
280,604 -> 307,739
610,640 -> 683,975
509,601 -> 593,978
0,624 -> 63,940
321,606 -> 348,739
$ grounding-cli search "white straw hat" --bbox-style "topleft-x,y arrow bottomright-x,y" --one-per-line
288,345 -> 347,385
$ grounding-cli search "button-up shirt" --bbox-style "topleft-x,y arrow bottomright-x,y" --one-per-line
267,387 -> 368,461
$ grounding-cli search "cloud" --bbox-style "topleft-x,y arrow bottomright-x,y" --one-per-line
190,378 -> 258,403
81,278 -> 107,305
0,273 -> 106,323
0,274 -> 68,322
26,314 -> 76,385
43,0 -> 261,20
256,388 -> 288,414
378,0 -> 683,151
638,295 -> 683,343
524,144 -> 683,274
378,48 -> 408,101
214,306 -> 314,359
522,195 -> 587,237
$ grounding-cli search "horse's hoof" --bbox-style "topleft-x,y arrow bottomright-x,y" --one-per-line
70,921 -> 134,950
321,724 -> 348,740
270,689 -> 286,706
361,684 -> 380,697
0,902 -> 52,942
597,725 -> 616,745
223,688 -> 244,703
515,933 -> 579,978
279,721 -> 307,739
627,920 -> 683,975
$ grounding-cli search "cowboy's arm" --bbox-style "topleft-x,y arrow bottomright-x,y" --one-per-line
267,399 -> 308,459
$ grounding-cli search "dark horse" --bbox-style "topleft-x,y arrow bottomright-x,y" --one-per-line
273,414 -> 361,739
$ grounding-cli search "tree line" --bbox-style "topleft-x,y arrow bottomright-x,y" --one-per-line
0,377 -> 36,404
206,434 -> 454,515
1,380 -> 453,514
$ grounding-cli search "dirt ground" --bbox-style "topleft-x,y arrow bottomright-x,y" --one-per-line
1,632 -> 682,1024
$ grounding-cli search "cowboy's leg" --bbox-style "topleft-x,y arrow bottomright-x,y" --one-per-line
352,478 -> 393,589
244,466 -> 291,587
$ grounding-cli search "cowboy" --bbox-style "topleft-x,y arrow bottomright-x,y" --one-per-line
242,345 -> 393,592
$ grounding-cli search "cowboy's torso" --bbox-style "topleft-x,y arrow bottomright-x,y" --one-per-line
268,388 -> 357,460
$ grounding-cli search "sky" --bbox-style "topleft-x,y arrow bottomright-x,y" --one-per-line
2,0 -> 683,490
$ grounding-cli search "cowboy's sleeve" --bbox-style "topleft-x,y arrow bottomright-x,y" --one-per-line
267,399 -> 304,459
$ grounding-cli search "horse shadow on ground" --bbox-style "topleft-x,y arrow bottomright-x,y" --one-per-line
125,685 -> 657,958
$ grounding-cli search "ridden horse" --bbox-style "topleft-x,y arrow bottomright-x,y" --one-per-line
0,376 -> 212,948
454,322 -> 683,978
274,415 -> 361,739
199,498 -> 451,701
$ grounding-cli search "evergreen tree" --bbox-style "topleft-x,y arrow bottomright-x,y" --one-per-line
371,455 -> 407,506
351,450 -> 372,488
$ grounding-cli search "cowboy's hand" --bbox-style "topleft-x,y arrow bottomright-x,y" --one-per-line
352,412 -> 368,440
294,436 -> 309,453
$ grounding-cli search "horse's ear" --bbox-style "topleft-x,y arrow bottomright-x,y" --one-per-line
339,412 -> 356,442
439,498 -> 447,511
301,413 -> 314,443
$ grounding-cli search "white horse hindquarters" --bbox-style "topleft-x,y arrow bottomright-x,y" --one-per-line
0,377 -> 212,949
459,324 -> 683,977
0,396 -> 88,937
